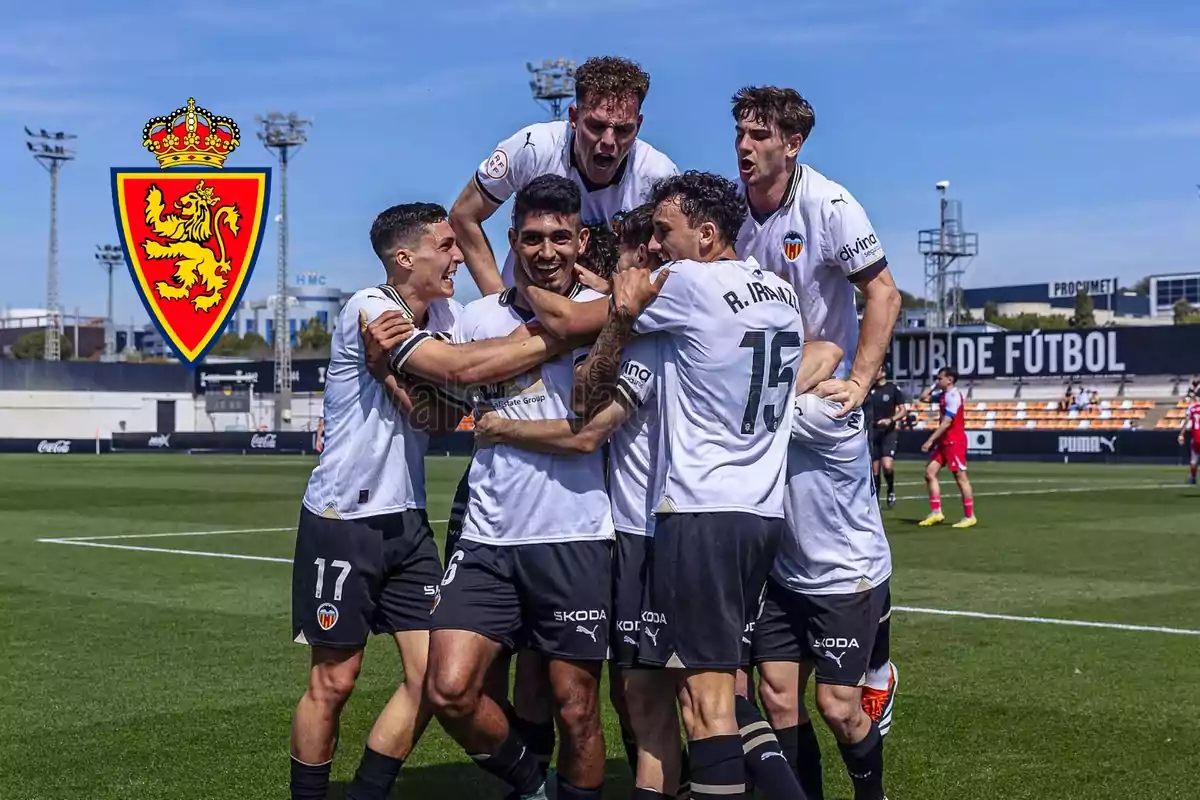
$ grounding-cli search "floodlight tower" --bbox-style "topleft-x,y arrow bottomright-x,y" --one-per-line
527,59 -> 577,121
95,244 -> 123,360
919,180 -> 979,330
25,127 -> 77,360
257,111 -> 310,431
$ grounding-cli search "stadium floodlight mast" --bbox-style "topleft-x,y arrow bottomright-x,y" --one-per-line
527,58 -> 576,121
256,111 -> 311,431
25,127 -> 77,361
918,180 -> 978,378
95,244 -> 123,361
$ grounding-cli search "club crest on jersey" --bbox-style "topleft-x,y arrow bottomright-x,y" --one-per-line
484,148 -> 509,180
317,603 -> 339,631
781,230 -> 805,261
111,98 -> 270,367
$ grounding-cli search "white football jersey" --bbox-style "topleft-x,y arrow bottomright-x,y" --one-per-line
773,393 -> 892,595
303,285 -> 462,520
474,120 -> 679,286
735,165 -> 886,379
456,284 -> 615,546
632,257 -> 805,518
609,334 -> 663,536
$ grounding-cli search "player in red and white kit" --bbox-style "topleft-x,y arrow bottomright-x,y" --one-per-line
917,367 -> 977,528
1177,399 -> 1200,485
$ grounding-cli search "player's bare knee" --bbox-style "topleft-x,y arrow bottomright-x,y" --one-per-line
553,675 -> 600,738
425,663 -> 480,721
815,684 -> 865,739
759,674 -> 798,725
683,684 -> 735,738
308,656 -> 361,708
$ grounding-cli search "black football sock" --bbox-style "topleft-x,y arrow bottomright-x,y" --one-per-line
468,726 -> 545,797
511,714 -> 556,770
687,735 -> 746,799
837,722 -> 885,800
633,790 -> 668,800
289,755 -> 332,800
555,774 -> 603,799
884,468 -> 895,494
793,722 -> 825,800
345,745 -> 404,800
620,720 -> 640,776
735,696 -> 807,798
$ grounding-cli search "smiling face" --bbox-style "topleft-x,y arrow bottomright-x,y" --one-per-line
400,220 -> 461,301
509,211 -> 589,296
569,93 -> 642,185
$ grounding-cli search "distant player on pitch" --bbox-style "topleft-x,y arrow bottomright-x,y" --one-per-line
866,366 -> 907,508
918,366 -> 977,527
1177,396 -> 1200,484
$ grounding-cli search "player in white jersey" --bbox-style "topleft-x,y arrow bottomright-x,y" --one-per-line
730,86 -> 900,414
729,84 -> 902,750
425,176 -> 614,800
575,171 -> 804,800
290,203 -> 583,800
472,204 -> 688,797
751,392 -> 895,800
449,55 -> 678,297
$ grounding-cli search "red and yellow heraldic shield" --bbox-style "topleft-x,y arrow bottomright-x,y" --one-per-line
111,98 -> 271,366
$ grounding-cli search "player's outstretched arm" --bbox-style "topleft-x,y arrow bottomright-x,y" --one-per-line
474,399 -> 630,456
363,310 -> 568,388
448,179 -> 505,296
522,285 -> 609,341
795,340 -> 845,395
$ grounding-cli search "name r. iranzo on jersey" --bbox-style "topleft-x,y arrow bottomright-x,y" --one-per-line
722,280 -> 801,315
838,234 -> 881,264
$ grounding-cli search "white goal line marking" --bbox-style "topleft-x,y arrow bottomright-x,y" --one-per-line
38,539 -> 294,564
894,606 -> 1200,636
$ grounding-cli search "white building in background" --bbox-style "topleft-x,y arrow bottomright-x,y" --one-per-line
229,271 -> 353,345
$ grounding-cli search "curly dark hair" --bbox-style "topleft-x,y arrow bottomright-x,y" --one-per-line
614,202 -> 655,250
511,174 -> 581,229
731,85 -> 815,141
369,202 -> 447,260
648,171 -> 747,248
577,223 -> 619,279
574,56 -> 650,109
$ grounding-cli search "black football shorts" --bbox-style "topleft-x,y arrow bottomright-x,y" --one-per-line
430,537 -> 614,661
751,577 -> 892,687
637,512 -> 783,671
291,505 -> 442,649
611,531 -> 653,669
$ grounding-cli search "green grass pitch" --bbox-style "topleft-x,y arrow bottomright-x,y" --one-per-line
1,454 -> 1197,799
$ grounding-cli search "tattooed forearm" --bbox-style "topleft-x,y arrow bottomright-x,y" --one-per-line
573,307 -> 636,417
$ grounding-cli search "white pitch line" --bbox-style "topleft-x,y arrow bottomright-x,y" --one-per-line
894,605 -> 1200,636
38,539 -> 293,563
42,520 -> 450,543
895,483 -> 1177,501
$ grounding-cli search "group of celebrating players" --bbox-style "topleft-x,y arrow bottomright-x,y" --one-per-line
287,56 -> 910,800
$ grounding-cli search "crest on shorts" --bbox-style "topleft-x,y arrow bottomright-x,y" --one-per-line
781,230 -> 805,261
111,97 -> 271,367
317,602 -> 339,631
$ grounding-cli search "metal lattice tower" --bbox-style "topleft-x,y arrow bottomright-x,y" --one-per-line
919,181 -> 978,331
257,111 -> 310,431
527,59 -> 577,121
25,127 -> 76,360
95,244 -> 123,361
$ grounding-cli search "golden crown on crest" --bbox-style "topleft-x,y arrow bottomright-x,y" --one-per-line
142,97 -> 240,168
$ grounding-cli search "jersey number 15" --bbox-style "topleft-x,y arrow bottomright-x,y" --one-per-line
740,330 -> 802,435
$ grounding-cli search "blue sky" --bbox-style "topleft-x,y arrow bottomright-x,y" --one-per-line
1,0 -> 1198,326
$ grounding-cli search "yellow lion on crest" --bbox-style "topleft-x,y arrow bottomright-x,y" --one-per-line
141,180 -> 240,312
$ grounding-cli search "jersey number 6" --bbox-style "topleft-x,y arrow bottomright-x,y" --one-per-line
740,330 -> 802,435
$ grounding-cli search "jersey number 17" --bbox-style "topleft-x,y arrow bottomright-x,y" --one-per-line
740,330 -> 802,434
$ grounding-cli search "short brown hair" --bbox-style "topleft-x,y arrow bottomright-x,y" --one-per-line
578,223 -> 619,279
614,202 -> 654,250
574,56 -> 650,109
731,86 -> 815,141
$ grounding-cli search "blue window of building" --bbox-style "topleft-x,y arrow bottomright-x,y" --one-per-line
317,310 -> 329,328
245,319 -> 253,336
289,318 -> 298,345
265,319 -> 274,344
